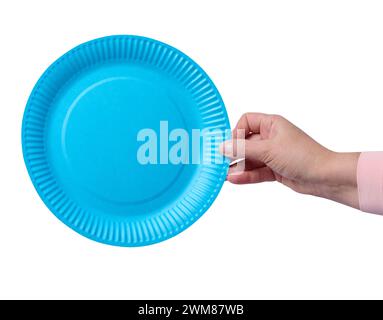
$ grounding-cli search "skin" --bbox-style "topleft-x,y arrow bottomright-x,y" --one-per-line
220,113 -> 360,209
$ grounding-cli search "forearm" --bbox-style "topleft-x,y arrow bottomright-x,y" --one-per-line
313,151 -> 360,209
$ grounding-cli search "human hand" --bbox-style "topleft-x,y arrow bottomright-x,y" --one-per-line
220,113 -> 360,209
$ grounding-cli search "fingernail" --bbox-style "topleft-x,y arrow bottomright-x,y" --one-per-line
228,160 -> 246,174
220,140 -> 233,155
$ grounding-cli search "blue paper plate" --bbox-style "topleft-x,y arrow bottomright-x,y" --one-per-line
22,35 -> 230,246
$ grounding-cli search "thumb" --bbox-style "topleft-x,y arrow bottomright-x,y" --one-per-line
219,138 -> 270,163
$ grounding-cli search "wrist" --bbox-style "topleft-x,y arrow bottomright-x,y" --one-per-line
314,151 -> 360,208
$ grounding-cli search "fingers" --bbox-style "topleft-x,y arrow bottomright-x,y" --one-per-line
220,138 -> 270,163
227,166 -> 276,184
220,134 -> 264,161
220,113 -> 276,185
233,112 -> 272,139
229,157 -> 264,172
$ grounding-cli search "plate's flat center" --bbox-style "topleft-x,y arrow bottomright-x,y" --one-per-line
63,76 -> 184,204
47,63 -> 199,216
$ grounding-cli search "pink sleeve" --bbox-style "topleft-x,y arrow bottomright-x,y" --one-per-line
357,152 -> 383,214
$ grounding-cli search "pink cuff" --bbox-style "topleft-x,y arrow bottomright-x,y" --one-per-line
357,152 -> 383,215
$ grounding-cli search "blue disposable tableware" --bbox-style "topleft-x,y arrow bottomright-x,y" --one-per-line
22,35 -> 230,246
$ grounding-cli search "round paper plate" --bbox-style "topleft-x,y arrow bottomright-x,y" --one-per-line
22,35 -> 230,246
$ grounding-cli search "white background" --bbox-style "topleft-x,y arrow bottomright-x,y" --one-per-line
1,0 -> 383,299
